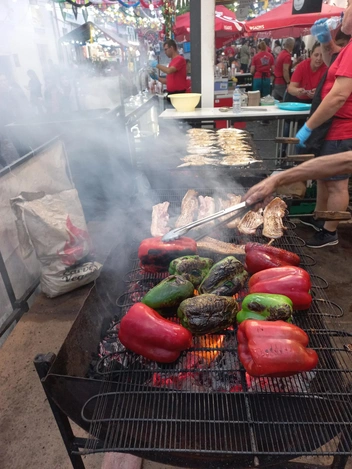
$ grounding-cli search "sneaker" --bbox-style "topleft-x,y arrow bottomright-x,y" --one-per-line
306,229 -> 338,248
300,216 -> 324,232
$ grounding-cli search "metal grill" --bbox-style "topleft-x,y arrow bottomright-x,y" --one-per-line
81,189 -> 352,460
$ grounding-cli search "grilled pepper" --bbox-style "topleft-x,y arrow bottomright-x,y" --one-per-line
249,266 -> 312,310
199,256 -> 248,296
237,319 -> 318,377
177,294 -> 239,335
245,243 -> 300,274
169,255 -> 214,287
118,303 -> 192,363
237,293 -> 293,323
138,236 -> 197,273
142,275 -> 194,312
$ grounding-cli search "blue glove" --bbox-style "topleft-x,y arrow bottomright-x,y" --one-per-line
296,123 -> 312,149
148,60 -> 158,68
149,72 -> 158,81
311,18 -> 331,43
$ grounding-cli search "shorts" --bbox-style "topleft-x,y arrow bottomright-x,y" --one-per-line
318,139 -> 352,181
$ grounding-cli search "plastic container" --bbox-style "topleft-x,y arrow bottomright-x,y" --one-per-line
326,16 -> 343,30
232,87 -> 242,113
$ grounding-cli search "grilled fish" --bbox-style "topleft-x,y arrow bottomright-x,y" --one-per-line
237,210 -> 264,235
175,190 -> 199,228
151,202 -> 170,237
263,197 -> 287,239
197,237 -> 245,255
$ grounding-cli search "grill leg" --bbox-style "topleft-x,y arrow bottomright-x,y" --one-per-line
34,353 -> 86,469
331,428 -> 352,469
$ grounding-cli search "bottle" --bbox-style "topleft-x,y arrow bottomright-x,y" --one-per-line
326,16 -> 343,30
232,87 -> 241,113
228,67 -> 231,79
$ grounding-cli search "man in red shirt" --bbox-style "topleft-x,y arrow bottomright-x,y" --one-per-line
273,37 -> 294,100
156,39 -> 187,95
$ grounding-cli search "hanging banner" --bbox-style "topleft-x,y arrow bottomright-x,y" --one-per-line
236,6 -> 249,21
292,0 -> 322,15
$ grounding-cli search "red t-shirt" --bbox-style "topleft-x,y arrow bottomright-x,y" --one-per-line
274,49 -> 292,85
252,51 -> 274,79
321,39 -> 352,140
166,55 -> 187,93
291,59 -> 327,100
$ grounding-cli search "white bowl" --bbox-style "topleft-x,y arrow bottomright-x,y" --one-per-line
169,93 -> 201,112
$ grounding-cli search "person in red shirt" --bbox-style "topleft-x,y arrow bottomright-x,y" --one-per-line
250,41 -> 274,97
273,37 -> 294,100
156,39 -> 187,96
295,0 -> 352,248
287,42 -> 327,102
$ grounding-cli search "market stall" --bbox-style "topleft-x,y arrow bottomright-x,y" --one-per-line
245,0 -> 344,38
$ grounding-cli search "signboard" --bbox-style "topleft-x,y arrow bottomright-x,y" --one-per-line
292,0 -> 322,14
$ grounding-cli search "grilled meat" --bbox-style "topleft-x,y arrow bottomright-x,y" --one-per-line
151,202 -> 170,237
263,197 -> 287,239
175,190 -> 199,228
197,236 -> 245,255
237,210 -> 264,235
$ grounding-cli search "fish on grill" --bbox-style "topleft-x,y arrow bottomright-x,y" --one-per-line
151,202 -> 170,237
197,236 -> 245,255
175,190 -> 199,228
237,210 -> 264,235
263,197 -> 287,239
178,155 -> 220,167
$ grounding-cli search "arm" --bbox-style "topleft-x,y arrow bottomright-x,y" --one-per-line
157,64 -> 177,75
306,76 -> 352,130
242,151 -> 352,204
287,81 -> 305,97
250,65 -> 255,75
283,63 -> 291,84
158,77 -> 167,85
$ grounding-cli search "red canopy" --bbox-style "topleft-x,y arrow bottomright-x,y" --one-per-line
245,0 -> 344,39
174,5 -> 245,48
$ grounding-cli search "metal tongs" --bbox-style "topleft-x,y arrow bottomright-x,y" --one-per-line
162,201 -> 248,242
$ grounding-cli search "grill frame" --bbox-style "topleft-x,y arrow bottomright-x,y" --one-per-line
39,188 -> 352,469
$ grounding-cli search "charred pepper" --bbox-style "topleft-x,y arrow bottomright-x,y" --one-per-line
199,256 -> 248,296
138,236 -> 197,273
237,319 -> 318,377
118,303 -> 192,363
141,275 -> 194,313
236,293 -> 293,323
177,294 -> 239,335
245,242 -> 300,274
169,255 -> 214,287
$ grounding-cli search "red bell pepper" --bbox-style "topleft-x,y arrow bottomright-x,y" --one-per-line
245,243 -> 300,274
249,266 -> 312,310
118,302 -> 193,363
138,236 -> 197,273
237,320 -> 318,377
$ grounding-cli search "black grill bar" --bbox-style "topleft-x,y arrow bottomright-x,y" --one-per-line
82,188 -> 352,459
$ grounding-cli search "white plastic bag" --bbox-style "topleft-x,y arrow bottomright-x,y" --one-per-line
11,189 -> 102,297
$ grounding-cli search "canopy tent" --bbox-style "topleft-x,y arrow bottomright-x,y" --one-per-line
174,5 -> 245,48
245,0 -> 344,39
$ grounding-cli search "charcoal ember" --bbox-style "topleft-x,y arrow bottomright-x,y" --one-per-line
209,351 -> 242,392
247,371 -> 317,393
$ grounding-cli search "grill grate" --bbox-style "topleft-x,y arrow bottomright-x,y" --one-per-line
82,189 -> 352,460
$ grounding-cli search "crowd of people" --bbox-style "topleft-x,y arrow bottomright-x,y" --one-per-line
242,0 -> 352,249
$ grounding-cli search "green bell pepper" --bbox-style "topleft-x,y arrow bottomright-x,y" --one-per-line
141,275 -> 194,313
168,255 -> 214,287
237,293 -> 293,324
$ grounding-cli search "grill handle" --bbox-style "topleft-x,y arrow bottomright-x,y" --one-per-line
285,154 -> 315,161
313,210 -> 351,221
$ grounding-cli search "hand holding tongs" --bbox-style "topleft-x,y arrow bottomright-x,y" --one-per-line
162,201 -> 248,242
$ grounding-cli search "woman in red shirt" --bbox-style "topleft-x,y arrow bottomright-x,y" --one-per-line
296,0 -> 352,248
287,42 -> 327,103
250,41 -> 274,97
